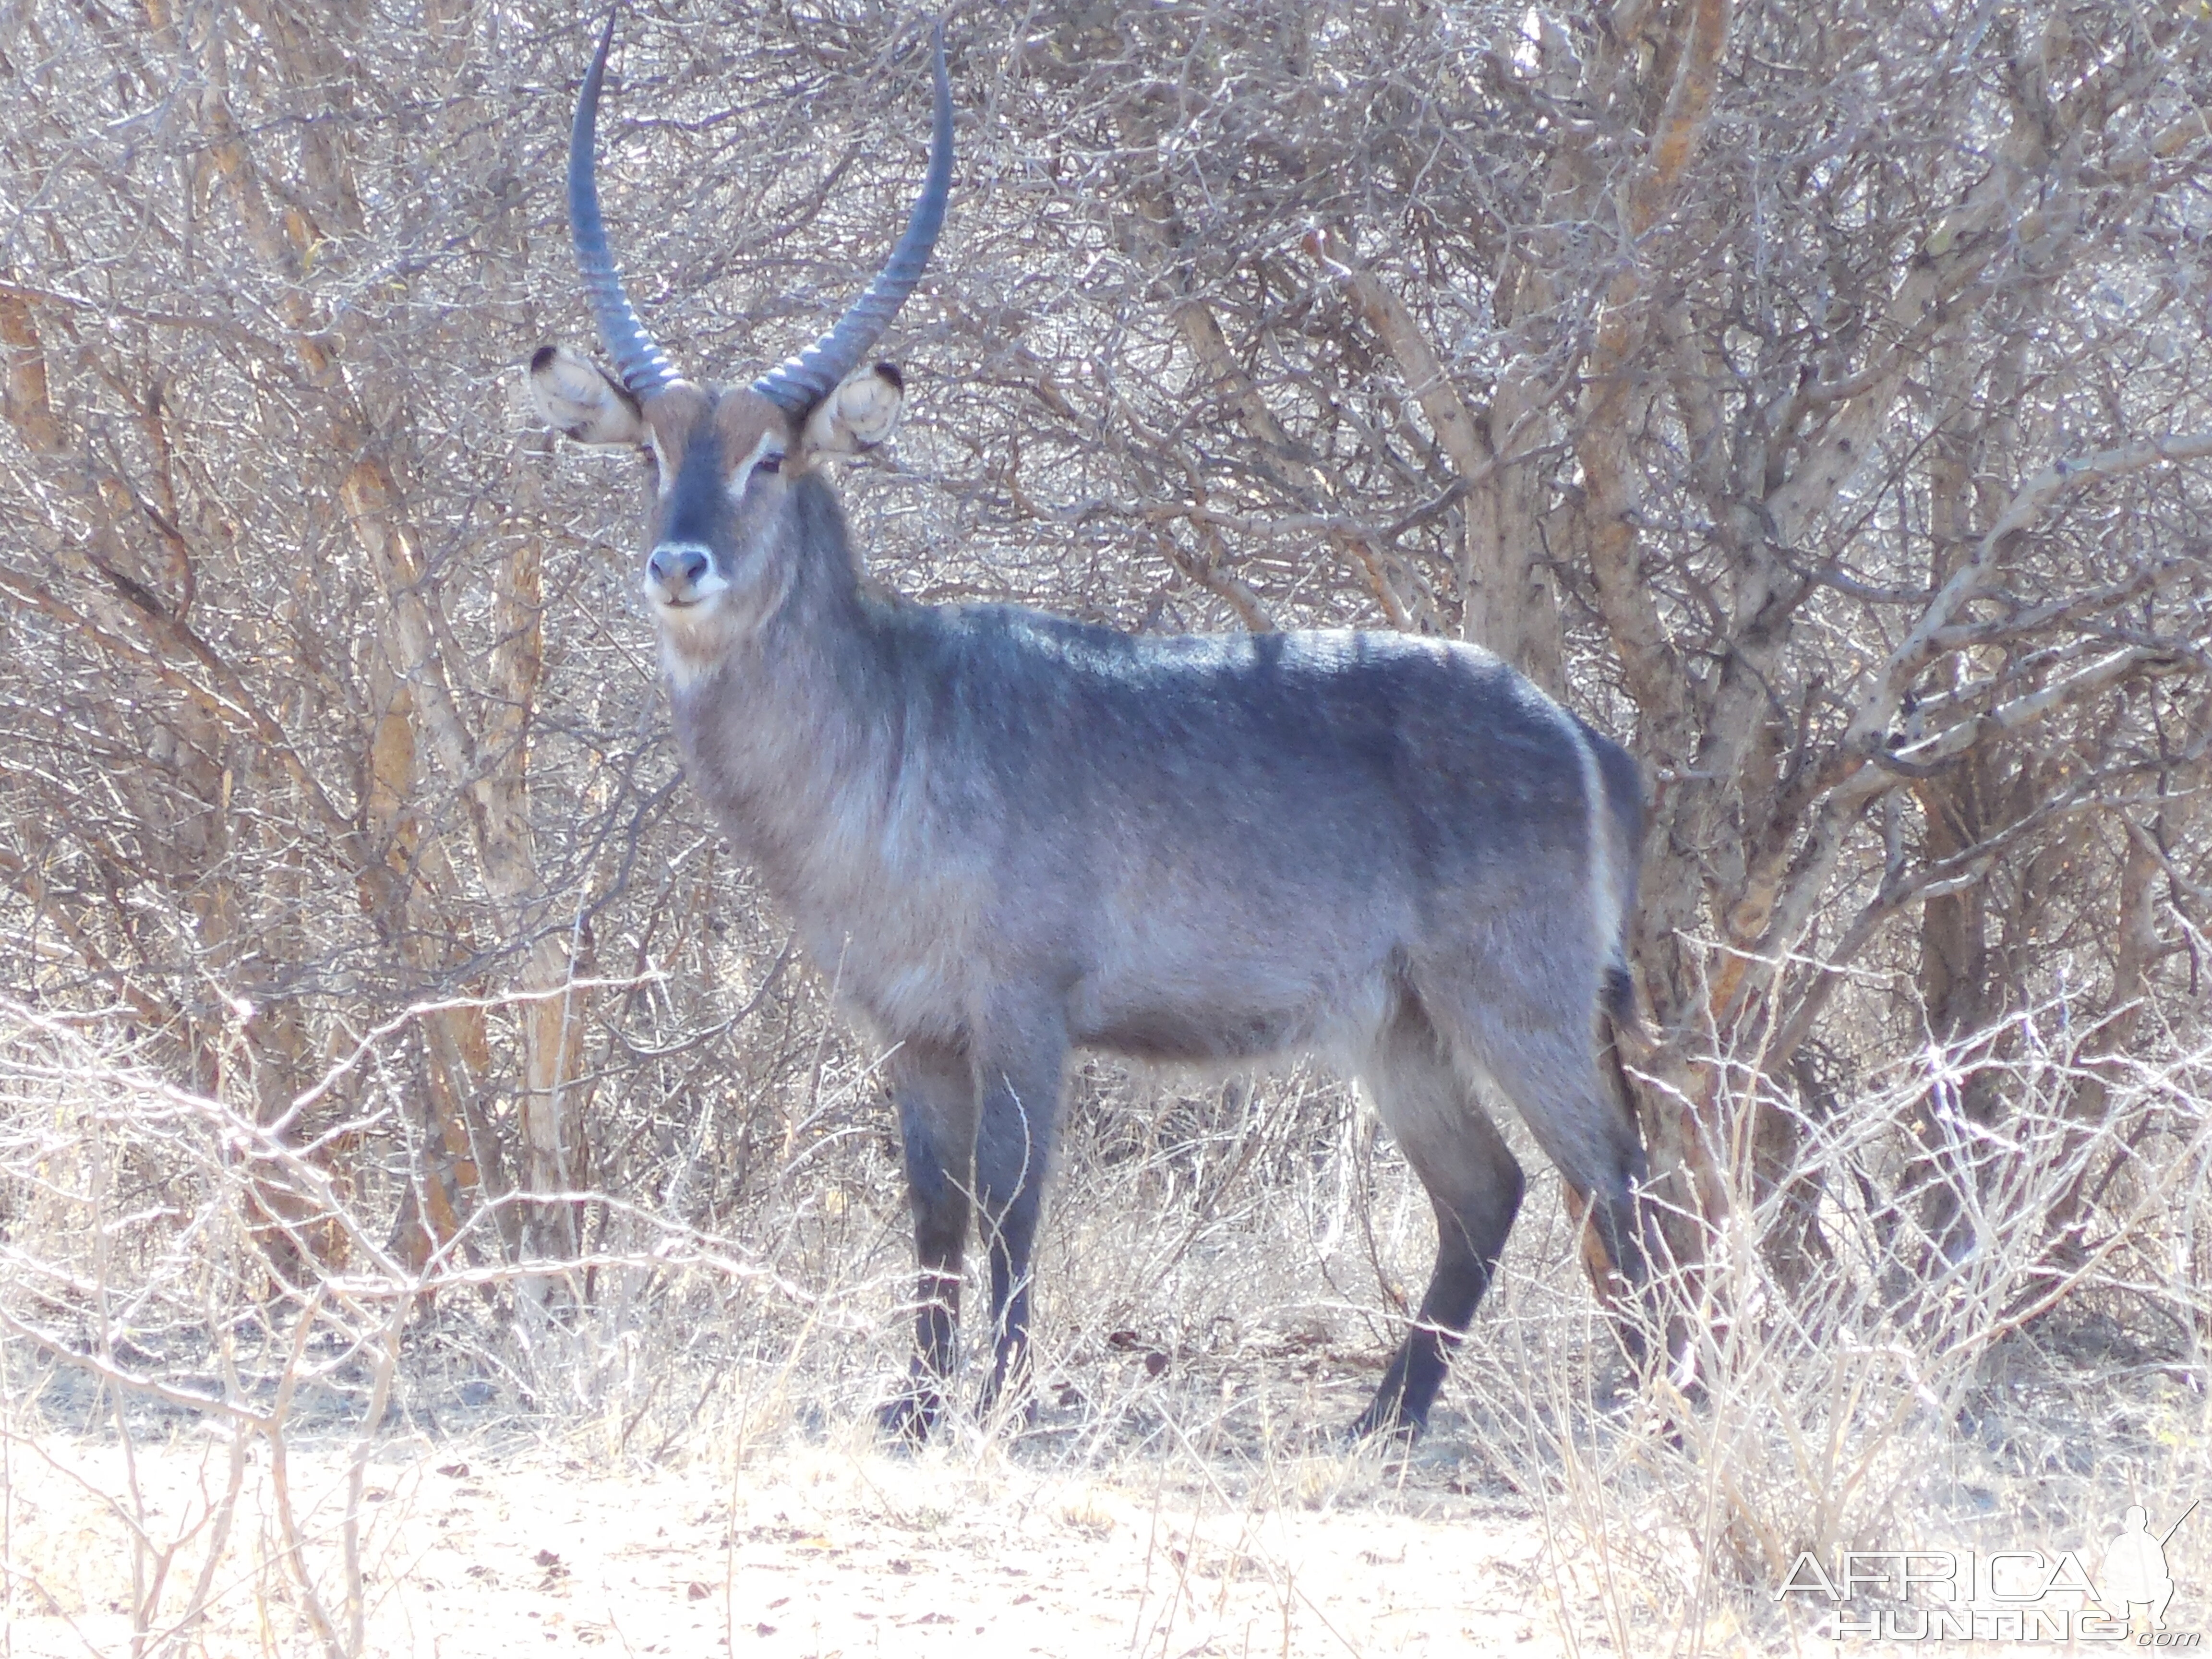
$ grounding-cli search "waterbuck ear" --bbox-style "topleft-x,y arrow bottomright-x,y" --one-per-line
800,362 -> 906,461
529,345 -> 646,447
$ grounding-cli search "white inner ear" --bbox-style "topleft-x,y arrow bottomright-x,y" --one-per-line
530,346 -> 646,448
801,365 -> 905,459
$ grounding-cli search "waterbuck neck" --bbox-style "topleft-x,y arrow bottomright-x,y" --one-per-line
661,473 -> 920,922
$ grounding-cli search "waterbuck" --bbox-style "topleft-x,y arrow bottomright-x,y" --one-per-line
531,17 -> 1650,1441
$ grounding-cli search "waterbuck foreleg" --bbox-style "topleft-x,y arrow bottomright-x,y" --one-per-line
971,1029 -> 1066,1423
880,1038 -> 979,1442
1352,1005 -> 1525,1440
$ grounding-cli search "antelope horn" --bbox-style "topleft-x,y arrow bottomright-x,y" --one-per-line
569,11 -> 681,397
751,20 -> 951,414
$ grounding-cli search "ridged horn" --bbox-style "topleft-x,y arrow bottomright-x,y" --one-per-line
751,20 -> 951,415
569,11 -> 681,398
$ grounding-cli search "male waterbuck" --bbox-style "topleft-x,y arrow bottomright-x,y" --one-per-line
532,18 -> 1650,1441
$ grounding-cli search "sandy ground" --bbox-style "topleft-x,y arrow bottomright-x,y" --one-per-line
2,1431 -> 1705,1659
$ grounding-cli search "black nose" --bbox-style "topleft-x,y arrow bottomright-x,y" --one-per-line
648,545 -> 709,591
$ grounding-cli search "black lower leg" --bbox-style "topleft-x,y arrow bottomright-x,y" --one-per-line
1594,1181 -> 1662,1372
1351,1245 -> 1495,1441
880,1057 -> 974,1443
978,1199 -> 1039,1418
878,1256 -> 961,1441
974,1050 -> 1057,1425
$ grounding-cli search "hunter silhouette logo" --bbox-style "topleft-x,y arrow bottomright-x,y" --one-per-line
1777,1501 -> 2200,1644
2100,1503 -> 2194,1633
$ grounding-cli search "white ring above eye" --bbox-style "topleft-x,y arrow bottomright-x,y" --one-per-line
725,432 -> 787,500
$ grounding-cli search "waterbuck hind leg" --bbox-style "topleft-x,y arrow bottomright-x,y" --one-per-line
1350,1007 -> 1525,1442
970,1031 -> 1067,1425
879,1039 -> 979,1443
1489,1036 -> 1649,1292
1439,983 -> 1658,1358
1562,1179 -> 1655,1372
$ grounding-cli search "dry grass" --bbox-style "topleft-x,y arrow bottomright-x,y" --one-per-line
3,997 -> 2207,1657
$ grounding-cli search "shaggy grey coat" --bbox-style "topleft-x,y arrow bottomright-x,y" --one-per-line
668,466 -> 1647,1437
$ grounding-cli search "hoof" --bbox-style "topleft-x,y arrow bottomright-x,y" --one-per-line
1346,1399 -> 1425,1446
975,1363 -> 1038,1433
977,1390 -> 1039,1433
877,1388 -> 942,1444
